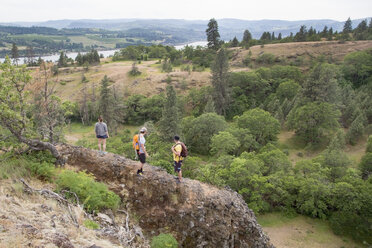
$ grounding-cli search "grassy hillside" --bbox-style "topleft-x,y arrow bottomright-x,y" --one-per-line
258,213 -> 363,248
231,40 -> 372,69
39,59 -> 210,101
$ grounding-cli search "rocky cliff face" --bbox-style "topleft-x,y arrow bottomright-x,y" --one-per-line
58,144 -> 274,248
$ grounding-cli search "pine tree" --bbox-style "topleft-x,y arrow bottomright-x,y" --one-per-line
26,46 -> 35,66
322,26 -> 328,37
242,29 -> 252,43
206,18 -> 221,50
11,43 -> 19,65
158,85 -> 180,141
278,33 -> 282,40
231,37 -> 239,47
294,25 -> 307,42
343,17 -> 353,33
271,32 -> 276,40
211,48 -> 229,116
58,51 -> 68,67
99,75 -> 115,127
346,113 -> 367,145
204,96 -> 216,113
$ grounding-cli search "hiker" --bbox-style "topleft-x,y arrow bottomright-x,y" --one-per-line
171,135 -> 185,183
137,127 -> 149,176
95,117 -> 109,155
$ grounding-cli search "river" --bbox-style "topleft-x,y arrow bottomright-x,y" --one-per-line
0,41 -> 208,65
0,49 -> 120,65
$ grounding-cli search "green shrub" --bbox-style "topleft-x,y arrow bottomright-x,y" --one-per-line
0,157 -> 29,179
56,170 -> 120,212
151,233 -> 178,248
366,135 -> 372,153
256,53 -> 276,65
83,219 -> 100,229
27,161 -> 56,181
359,153 -> 372,179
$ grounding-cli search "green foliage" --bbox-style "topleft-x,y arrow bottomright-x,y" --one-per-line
129,62 -> 141,76
257,145 -> 291,176
236,108 -> 280,149
206,18 -> 221,50
56,170 -> 120,212
0,157 -> 30,179
84,219 -> 100,229
158,85 -> 180,141
182,113 -> 227,154
359,152 -> 372,179
346,113 -> 367,145
366,135 -> 372,153
123,94 -> 165,124
27,161 -> 56,181
301,63 -> 342,104
342,49 -> 372,88
211,48 -> 229,116
287,102 -> 341,145
151,233 -> 178,248
210,131 -> 240,156
75,50 -> 100,66
256,53 -> 276,65
276,80 -> 300,101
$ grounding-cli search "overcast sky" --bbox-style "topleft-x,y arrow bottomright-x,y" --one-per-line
1,0 -> 371,22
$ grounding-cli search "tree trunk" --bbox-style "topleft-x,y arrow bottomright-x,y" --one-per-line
19,136 -> 65,166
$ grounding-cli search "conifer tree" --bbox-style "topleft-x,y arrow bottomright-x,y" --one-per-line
211,48 -> 229,116
242,29 -> 252,43
99,75 -> 115,127
231,37 -> 239,47
343,17 -> 353,33
11,43 -> 19,65
346,113 -> 367,145
204,96 -> 216,113
158,85 -> 180,141
57,51 -> 68,67
277,33 -> 282,40
206,18 -> 221,50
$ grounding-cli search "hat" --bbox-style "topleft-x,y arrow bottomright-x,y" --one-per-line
140,127 -> 147,133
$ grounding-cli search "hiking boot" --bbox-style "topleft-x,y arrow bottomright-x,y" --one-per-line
176,178 -> 181,184
103,151 -> 107,155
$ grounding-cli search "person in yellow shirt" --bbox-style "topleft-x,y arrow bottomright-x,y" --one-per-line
171,135 -> 183,183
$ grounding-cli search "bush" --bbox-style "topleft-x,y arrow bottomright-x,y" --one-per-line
56,170 -> 120,212
256,53 -> 276,65
359,153 -> 372,179
151,233 -> 178,248
182,113 -> 228,154
0,157 -> 30,179
27,161 -> 56,181
84,219 -> 100,229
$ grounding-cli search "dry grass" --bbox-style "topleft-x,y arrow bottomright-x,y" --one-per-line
258,213 -> 363,248
278,130 -> 368,165
231,40 -> 372,67
40,60 -> 211,102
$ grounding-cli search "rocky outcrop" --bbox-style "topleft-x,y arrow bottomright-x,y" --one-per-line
58,144 -> 274,248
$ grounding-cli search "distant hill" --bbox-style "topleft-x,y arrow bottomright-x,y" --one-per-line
1,17 -> 370,41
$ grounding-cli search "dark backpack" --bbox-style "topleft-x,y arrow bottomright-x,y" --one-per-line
180,142 -> 188,158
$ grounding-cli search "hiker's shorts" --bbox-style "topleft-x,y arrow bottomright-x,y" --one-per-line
139,153 -> 146,164
174,160 -> 183,172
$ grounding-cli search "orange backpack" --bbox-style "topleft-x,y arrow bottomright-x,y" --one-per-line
133,134 -> 139,150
